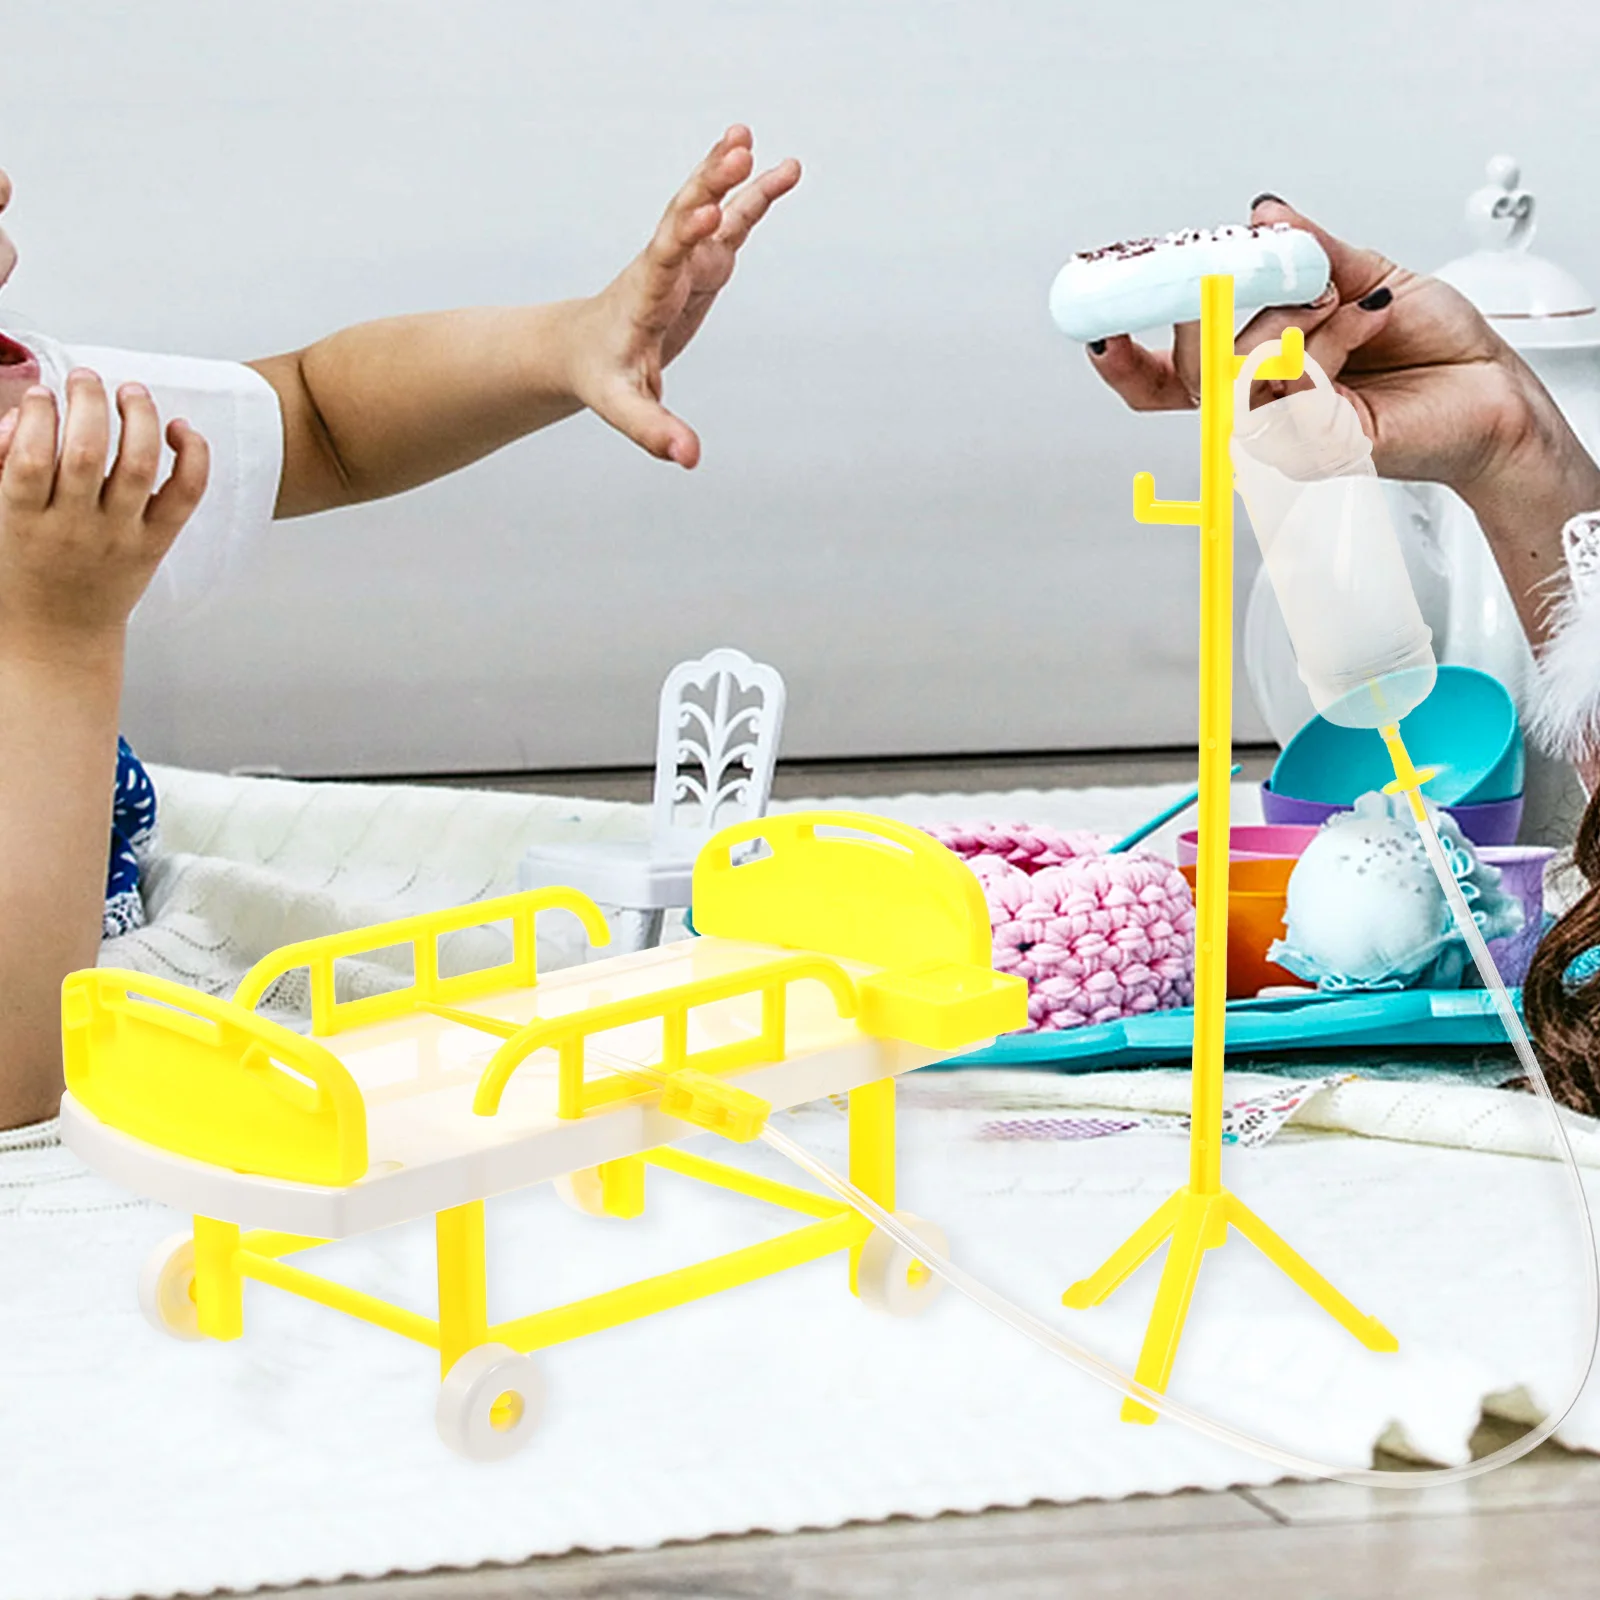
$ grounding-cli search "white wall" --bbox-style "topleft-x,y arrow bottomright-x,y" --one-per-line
5,0 -> 1600,775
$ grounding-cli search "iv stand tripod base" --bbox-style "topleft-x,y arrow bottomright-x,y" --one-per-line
1062,1185 -> 1398,1425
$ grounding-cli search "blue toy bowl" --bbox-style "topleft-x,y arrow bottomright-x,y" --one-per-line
1270,665 -> 1523,808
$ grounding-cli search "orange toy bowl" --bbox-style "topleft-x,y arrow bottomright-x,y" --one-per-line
1179,858 -> 1301,1000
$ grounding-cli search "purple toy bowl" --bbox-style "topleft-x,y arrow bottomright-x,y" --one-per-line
1259,780 -> 1524,847
1480,845 -> 1556,988
1176,824 -> 1321,867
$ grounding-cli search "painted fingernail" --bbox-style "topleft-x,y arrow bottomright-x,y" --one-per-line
1358,286 -> 1393,311
1088,339 -> 1107,356
1250,192 -> 1285,210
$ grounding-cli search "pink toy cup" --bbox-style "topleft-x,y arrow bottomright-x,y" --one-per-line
1176,824 -> 1321,867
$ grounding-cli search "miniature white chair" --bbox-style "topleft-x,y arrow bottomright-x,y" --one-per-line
518,647 -> 787,951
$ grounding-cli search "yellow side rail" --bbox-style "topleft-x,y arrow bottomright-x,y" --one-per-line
471,954 -> 859,1119
232,887 -> 611,1037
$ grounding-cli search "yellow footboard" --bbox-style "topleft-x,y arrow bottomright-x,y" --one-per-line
62,970 -> 367,1186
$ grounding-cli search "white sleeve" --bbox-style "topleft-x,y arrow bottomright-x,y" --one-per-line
58,344 -> 284,626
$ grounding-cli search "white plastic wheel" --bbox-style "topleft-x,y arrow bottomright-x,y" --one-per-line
435,1343 -> 546,1462
856,1212 -> 949,1318
137,1232 -> 204,1341
553,1167 -> 611,1218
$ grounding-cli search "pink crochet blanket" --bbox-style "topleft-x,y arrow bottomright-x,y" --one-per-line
925,822 -> 1196,1032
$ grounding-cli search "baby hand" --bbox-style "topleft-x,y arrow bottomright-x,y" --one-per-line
0,370 -> 209,653
565,125 -> 801,468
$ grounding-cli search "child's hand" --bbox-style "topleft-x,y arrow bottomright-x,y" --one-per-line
565,125 -> 801,468
0,371 -> 209,653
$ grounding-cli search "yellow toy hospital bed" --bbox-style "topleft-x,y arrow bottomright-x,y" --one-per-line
59,811 -> 1025,1461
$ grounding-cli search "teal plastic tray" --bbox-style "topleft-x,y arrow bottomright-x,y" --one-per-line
941,988 -> 1520,1072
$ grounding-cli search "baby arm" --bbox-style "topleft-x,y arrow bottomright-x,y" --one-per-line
252,126 -> 800,518
0,374 -> 207,1128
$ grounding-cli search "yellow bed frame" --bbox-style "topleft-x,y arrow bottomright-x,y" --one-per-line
60,810 -> 1025,1460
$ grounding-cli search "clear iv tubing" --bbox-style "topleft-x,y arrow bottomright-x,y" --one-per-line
605,833 -> 1599,1486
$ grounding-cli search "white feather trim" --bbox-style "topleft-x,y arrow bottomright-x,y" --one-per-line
1528,512 -> 1600,762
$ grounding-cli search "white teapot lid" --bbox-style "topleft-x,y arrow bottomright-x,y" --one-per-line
1433,156 -> 1600,348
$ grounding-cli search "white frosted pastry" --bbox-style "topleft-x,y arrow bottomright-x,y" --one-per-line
1049,224 -> 1330,343
1267,792 -> 1523,991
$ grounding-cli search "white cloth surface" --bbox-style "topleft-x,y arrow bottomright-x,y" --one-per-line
3,331 -> 283,626
7,769 -> 1597,1600
4,1099 -> 1598,1600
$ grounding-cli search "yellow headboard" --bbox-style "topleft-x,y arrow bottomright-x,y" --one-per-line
62,970 -> 368,1186
691,810 -> 994,970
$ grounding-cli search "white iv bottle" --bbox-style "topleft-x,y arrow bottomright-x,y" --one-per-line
1232,344 -> 1437,729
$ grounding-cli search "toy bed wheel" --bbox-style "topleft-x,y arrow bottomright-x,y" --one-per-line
436,1343 -> 546,1462
857,1212 -> 948,1318
137,1233 -> 205,1342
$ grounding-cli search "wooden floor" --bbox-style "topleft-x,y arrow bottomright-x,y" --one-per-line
361,744 -> 1281,804
294,1422 -> 1600,1600
281,752 -> 1597,1599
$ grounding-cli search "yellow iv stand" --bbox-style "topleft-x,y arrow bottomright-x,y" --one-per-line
1061,276 -> 1400,1423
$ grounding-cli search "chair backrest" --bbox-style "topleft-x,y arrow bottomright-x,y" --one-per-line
652,647 -> 787,857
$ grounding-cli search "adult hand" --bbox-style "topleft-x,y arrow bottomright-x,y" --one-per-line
564,125 -> 801,468
1088,197 -> 1564,504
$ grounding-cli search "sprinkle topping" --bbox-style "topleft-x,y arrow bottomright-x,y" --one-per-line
1073,223 -> 1292,265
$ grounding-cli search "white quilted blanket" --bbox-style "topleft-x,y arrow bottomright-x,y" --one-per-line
99,764 -> 655,1012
